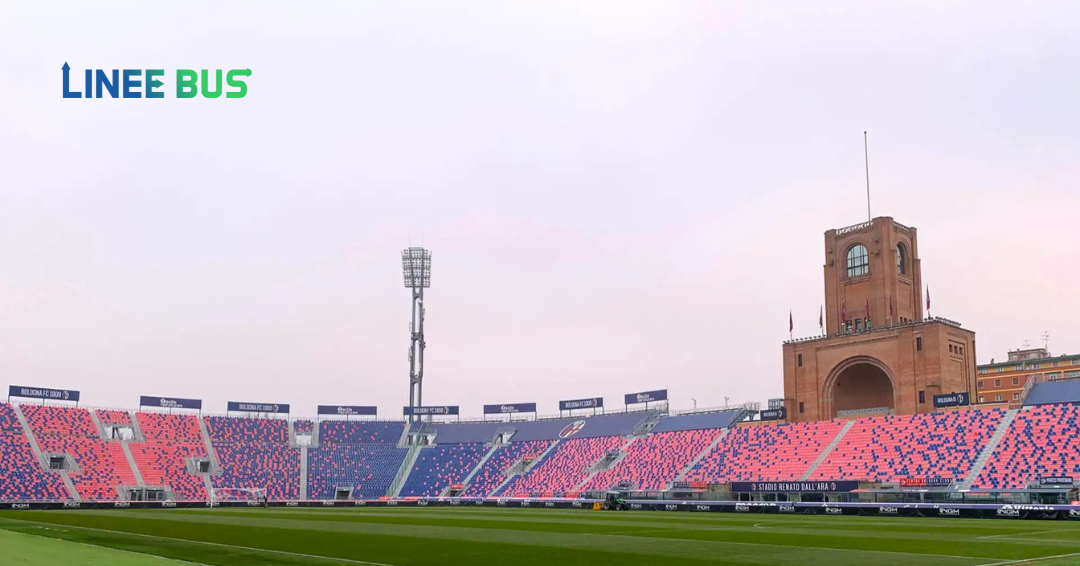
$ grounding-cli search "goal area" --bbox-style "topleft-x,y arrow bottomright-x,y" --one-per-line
209,487 -> 267,507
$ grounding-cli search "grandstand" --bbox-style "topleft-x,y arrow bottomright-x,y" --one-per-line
0,398 -> 1078,502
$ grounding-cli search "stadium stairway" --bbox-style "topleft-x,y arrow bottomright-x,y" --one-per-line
388,444 -> 423,498
461,444 -> 501,487
574,436 -> 638,492
196,417 -> 221,475
957,409 -> 1018,490
799,419 -> 856,480
128,413 -> 147,442
299,446 -> 308,499
674,429 -> 729,483
120,441 -> 146,487
13,404 -> 79,501
88,410 -> 107,439
491,439 -> 561,496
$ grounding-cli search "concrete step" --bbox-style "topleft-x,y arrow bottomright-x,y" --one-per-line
800,419 -> 856,481
674,428 -> 729,483
121,440 -> 146,487
957,409 -> 1018,490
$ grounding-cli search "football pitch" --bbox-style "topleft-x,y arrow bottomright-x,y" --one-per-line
1,507 -> 1079,566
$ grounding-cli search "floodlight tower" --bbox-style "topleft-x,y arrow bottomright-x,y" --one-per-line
401,247 -> 431,419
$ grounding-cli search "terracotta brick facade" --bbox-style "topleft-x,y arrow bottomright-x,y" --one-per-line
783,217 -> 977,422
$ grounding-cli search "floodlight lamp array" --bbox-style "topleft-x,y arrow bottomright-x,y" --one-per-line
401,247 -> 432,288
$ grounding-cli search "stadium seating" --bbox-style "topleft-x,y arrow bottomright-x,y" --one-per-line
318,420 -> 404,444
293,419 -> 314,435
503,436 -> 624,495
128,441 -> 207,500
687,421 -> 845,482
129,412 -> 208,500
307,444 -> 408,499
34,435 -> 136,500
973,404 -> 1080,489
95,409 -> 131,425
212,442 -> 300,500
399,443 -> 488,497
22,405 -> 98,438
0,404 -> 68,501
462,440 -> 555,497
136,412 -> 203,441
204,415 -> 298,500
205,416 -> 289,444
582,429 -> 724,491
0,403 -> 21,433
811,409 -> 1005,483
22,405 -> 138,500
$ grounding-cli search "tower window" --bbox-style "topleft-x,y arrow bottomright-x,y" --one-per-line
846,245 -> 869,277
896,243 -> 907,275
798,402 -> 805,414
916,337 -> 922,351
919,390 -> 925,404
797,354 -> 803,367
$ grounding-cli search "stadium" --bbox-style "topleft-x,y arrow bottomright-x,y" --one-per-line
2,218 -> 1080,565
6,2 -> 1080,565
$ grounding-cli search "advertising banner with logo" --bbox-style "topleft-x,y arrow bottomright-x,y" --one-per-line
559,397 -> 603,411
898,477 -> 953,488
624,389 -> 668,405
759,407 -> 787,421
317,405 -> 377,416
227,402 -> 290,414
403,406 -> 459,416
139,395 -> 202,410
8,385 -> 80,403
731,481 -> 860,493
933,392 -> 970,408
483,403 -> 537,414
1038,476 -> 1074,486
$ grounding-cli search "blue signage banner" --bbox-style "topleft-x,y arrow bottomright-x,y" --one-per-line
933,392 -> 970,408
731,481 -> 860,493
403,406 -> 459,416
227,401 -> 290,414
317,405 -> 377,416
624,389 -> 668,405
8,385 -> 80,403
1038,476 -> 1074,486
483,403 -> 537,415
759,407 -> 787,421
559,397 -> 603,411
139,395 -> 202,410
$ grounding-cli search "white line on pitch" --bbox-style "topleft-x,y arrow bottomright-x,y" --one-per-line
978,530 -> 1071,540
1,520 -> 401,566
7,528 -> 218,566
979,552 -> 1080,566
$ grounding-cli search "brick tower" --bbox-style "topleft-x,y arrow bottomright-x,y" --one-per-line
782,217 -> 976,422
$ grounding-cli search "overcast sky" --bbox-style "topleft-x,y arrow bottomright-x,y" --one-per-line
0,1 -> 1077,417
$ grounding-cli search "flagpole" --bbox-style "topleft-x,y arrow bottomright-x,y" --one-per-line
864,131 -> 871,222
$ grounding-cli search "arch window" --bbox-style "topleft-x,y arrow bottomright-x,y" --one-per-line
896,243 -> 907,275
846,244 -> 869,277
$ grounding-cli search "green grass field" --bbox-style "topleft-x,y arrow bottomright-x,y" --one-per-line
1,507 -> 1079,566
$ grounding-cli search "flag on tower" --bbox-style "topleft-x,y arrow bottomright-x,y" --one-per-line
865,298 -> 870,321
841,299 -> 847,322
789,310 -> 793,333
926,287 -> 931,314
819,305 -> 823,333
889,295 -> 894,319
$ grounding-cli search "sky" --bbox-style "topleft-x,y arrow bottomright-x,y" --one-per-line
0,1 -> 1077,418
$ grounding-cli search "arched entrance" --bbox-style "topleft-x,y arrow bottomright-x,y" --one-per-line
825,357 -> 896,418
